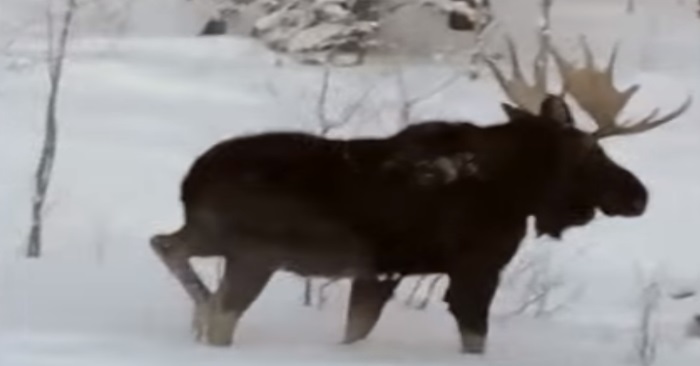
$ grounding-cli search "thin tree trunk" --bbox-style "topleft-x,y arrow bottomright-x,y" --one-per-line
26,0 -> 76,258
417,275 -> 443,310
303,278 -> 313,306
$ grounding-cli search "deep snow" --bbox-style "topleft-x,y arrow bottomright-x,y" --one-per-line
2,0 -> 700,365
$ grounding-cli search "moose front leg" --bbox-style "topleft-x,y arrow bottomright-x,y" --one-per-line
343,276 -> 401,344
199,257 -> 274,346
444,270 -> 500,354
150,233 -> 212,341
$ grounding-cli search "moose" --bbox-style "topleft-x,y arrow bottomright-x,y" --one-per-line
150,38 -> 690,354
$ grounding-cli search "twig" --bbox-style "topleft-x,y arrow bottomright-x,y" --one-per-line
404,276 -> 428,307
317,66 -> 333,134
416,275 -> 444,310
392,60 -> 463,125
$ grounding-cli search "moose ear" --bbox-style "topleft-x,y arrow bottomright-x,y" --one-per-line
539,94 -> 574,127
501,103 -> 534,120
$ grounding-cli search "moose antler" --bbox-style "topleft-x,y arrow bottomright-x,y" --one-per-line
485,34 -> 556,115
549,36 -> 692,139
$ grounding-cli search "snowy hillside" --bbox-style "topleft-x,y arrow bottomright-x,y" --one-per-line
2,0 -> 700,365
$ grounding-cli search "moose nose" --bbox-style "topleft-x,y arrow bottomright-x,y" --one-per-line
600,192 -> 647,217
629,197 -> 647,215
616,196 -> 647,217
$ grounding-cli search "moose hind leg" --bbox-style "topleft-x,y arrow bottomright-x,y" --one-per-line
151,233 -> 211,305
151,232 -> 218,342
342,276 -> 400,344
201,258 -> 274,347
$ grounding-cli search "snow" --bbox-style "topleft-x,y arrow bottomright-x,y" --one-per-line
249,0 -> 378,62
2,0 -> 700,365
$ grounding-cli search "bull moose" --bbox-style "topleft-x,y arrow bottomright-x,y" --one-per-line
150,38 -> 690,354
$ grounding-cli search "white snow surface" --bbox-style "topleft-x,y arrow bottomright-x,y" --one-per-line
2,0 -> 700,365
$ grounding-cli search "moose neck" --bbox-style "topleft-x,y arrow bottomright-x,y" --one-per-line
474,121 -> 568,217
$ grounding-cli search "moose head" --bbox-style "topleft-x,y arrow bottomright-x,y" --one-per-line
486,35 -> 692,238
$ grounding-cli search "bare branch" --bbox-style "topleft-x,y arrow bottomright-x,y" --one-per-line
316,66 -> 333,134
410,72 -> 464,106
339,82 -> 379,124
416,275 -> 444,310
392,60 -> 463,125
465,0 -> 498,79
404,276 -> 427,307
393,63 -> 411,124
670,290 -> 696,300
483,1 -> 554,113
403,275 -> 446,310
314,65 -> 377,136
316,278 -> 340,309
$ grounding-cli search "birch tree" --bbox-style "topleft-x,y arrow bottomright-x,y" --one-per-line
26,0 -> 77,258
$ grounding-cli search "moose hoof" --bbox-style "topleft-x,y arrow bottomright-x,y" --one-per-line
191,302 -> 212,343
150,234 -> 172,251
460,332 -> 486,354
341,334 -> 364,345
190,301 -> 239,347
341,319 -> 374,345
206,311 -> 239,347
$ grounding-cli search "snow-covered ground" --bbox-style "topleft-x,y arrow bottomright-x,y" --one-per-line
2,0 -> 700,365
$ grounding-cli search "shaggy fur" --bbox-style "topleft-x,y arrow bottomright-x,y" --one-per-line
151,95 -> 647,353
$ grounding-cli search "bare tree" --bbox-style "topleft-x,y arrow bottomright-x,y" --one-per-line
404,275 -> 444,310
500,244 -> 583,319
26,0 -> 77,258
303,277 -> 314,307
404,276 -> 428,307
391,60 -> 464,126
464,0 -> 498,79
634,279 -> 662,366
537,0 -> 553,61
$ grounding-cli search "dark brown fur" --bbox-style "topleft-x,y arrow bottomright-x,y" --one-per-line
151,96 -> 647,353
